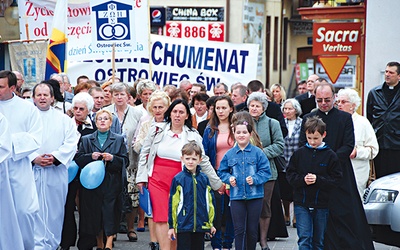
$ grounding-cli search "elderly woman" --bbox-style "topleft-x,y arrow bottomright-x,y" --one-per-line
133,90 -> 171,154
337,88 -> 379,199
248,92 -> 286,250
280,98 -> 302,227
134,79 -> 157,116
136,99 -> 223,250
75,110 -> 129,250
270,83 -> 286,106
133,90 -> 170,250
104,82 -> 142,242
132,79 -> 157,231
60,92 -> 97,250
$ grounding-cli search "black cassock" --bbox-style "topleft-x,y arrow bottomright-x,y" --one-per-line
300,108 -> 374,250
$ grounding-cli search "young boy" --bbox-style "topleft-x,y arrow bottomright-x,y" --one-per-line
286,116 -> 342,250
168,141 -> 216,250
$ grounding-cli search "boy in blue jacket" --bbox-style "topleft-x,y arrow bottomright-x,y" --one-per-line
286,116 -> 342,250
168,141 -> 216,250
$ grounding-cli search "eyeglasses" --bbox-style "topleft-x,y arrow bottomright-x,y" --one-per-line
96,117 -> 110,121
22,96 -> 31,99
336,100 -> 351,105
316,98 -> 332,103
73,106 -> 87,111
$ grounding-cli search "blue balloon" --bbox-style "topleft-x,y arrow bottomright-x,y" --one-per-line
80,160 -> 105,189
68,161 -> 79,183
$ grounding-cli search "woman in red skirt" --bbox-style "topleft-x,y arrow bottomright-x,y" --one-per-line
136,99 -> 223,250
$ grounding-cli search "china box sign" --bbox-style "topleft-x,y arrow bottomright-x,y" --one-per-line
313,22 -> 362,55
166,21 -> 224,42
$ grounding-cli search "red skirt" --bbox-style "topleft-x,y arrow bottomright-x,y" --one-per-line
148,156 -> 182,222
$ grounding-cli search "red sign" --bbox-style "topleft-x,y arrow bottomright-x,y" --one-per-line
166,21 -> 224,42
313,22 -> 362,55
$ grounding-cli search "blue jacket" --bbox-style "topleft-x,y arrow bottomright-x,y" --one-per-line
218,143 -> 271,200
168,166 -> 215,233
202,125 -> 218,168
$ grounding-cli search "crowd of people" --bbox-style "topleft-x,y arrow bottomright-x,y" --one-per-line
1,61 -> 398,250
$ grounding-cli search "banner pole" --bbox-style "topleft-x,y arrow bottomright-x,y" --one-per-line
147,1 -> 152,84
112,43 -> 115,83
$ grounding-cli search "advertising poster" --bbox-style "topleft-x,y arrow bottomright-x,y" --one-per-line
242,1 -> 264,75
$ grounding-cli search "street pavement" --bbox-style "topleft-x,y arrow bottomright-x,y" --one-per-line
70,224 -> 399,250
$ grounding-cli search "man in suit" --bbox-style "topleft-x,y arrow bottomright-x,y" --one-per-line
299,82 -> 373,250
295,74 -> 319,117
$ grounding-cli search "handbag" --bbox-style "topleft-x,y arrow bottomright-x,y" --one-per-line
367,159 -> 376,187
268,119 -> 286,172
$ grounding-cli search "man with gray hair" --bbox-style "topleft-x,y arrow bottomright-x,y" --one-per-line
51,73 -> 74,103
231,83 -> 247,106
214,82 -> 229,96
13,70 -> 24,97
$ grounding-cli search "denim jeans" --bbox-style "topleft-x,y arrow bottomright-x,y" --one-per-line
230,198 -> 263,250
294,205 -> 329,250
211,193 -> 234,249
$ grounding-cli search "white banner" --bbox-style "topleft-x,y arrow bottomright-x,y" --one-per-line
8,42 -> 48,88
90,0 -> 149,58
19,0 -> 149,60
68,35 -> 259,91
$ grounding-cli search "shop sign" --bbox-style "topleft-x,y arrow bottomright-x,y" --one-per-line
313,22 -> 362,55
166,7 -> 224,22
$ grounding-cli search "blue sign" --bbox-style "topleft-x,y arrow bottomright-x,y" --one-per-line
92,1 -> 132,41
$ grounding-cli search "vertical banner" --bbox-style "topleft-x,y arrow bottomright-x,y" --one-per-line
90,0 -> 150,58
9,42 -> 48,88
242,2 -> 264,75
45,0 -> 68,79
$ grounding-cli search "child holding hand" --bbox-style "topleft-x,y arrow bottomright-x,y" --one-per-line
168,141 -> 216,250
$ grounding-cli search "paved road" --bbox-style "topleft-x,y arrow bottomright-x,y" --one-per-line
70,224 -> 398,250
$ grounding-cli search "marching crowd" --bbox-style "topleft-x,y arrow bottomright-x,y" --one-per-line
0,61 -> 398,250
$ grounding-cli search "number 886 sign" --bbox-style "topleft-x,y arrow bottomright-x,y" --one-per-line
166,21 -> 224,42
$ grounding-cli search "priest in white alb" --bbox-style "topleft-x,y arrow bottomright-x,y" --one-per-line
0,70 -> 42,250
0,112 -> 24,249
31,83 -> 78,249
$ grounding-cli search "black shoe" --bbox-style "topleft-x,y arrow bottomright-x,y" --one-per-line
149,242 -> 160,250
119,222 -> 128,233
127,231 -> 138,242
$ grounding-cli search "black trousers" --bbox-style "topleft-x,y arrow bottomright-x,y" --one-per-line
60,180 -> 80,248
177,232 -> 205,250
374,149 -> 400,178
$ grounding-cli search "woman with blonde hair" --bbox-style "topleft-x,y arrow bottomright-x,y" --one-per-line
133,90 -> 171,250
270,83 -> 286,105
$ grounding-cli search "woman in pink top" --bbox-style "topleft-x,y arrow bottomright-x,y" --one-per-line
202,96 -> 235,250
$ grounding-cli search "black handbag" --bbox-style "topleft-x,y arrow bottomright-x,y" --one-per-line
269,119 -> 286,172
